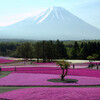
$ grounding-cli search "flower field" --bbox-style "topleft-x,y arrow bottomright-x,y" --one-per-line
0,61 -> 100,99
0,58 -> 15,64
0,73 -> 100,86
1,66 -> 100,78
0,87 -> 100,100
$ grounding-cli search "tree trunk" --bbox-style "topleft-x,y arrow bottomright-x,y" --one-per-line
61,69 -> 65,81
61,75 -> 64,81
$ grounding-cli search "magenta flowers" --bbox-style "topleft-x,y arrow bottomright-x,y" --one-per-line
0,87 -> 100,100
0,62 -> 100,100
0,58 -> 15,64
2,66 -> 100,78
0,73 -> 100,86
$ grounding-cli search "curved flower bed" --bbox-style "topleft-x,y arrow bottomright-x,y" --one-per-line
1,66 -> 100,78
0,87 -> 100,100
0,73 -> 100,86
0,58 -> 15,64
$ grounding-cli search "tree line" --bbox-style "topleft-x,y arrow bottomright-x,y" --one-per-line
0,40 -> 100,61
68,41 -> 100,60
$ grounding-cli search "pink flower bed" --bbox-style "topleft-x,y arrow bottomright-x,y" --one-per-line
0,87 -> 100,100
68,68 -> 100,78
2,67 -> 100,78
0,73 -> 100,86
0,58 -> 15,64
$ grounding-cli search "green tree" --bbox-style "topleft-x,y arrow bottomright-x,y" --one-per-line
34,42 -> 42,62
16,42 -> 34,60
87,54 -> 99,61
71,41 -> 79,59
55,40 -> 67,59
87,54 -> 99,68
45,41 -> 55,62
79,43 -> 88,59
42,41 -> 47,62
56,60 -> 70,80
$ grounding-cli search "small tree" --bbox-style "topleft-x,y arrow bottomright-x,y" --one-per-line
87,56 -> 94,63
87,54 -> 99,68
87,54 -> 99,62
56,60 -> 70,81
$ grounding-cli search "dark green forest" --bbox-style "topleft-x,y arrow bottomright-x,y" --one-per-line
0,40 -> 100,61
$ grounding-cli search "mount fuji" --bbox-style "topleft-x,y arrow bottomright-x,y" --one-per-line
0,7 -> 100,40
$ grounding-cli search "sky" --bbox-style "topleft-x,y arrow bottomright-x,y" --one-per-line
0,0 -> 100,29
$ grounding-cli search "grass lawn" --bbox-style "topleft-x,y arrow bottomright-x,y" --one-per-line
0,87 -> 30,93
0,71 -> 11,78
0,85 -> 100,94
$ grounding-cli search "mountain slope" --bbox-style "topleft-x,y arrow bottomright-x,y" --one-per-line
0,7 -> 100,40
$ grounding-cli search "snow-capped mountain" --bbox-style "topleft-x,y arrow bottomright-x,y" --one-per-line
0,7 -> 100,40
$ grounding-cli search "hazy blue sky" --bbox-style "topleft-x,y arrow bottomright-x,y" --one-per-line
0,0 -> 100,29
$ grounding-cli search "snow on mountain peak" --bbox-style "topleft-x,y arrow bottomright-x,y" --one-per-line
35,7 -> 53,24
33,6 -> 68,24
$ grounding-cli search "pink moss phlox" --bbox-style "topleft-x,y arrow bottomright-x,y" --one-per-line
2,67 -> 100,78
0,73 -> 100,86
0,59 -> 15,64
0,87 -> 100,100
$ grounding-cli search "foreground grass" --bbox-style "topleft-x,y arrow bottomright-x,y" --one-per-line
0,85 -> 100,93
0,87 -> 33,93
0,71 -> 11,78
